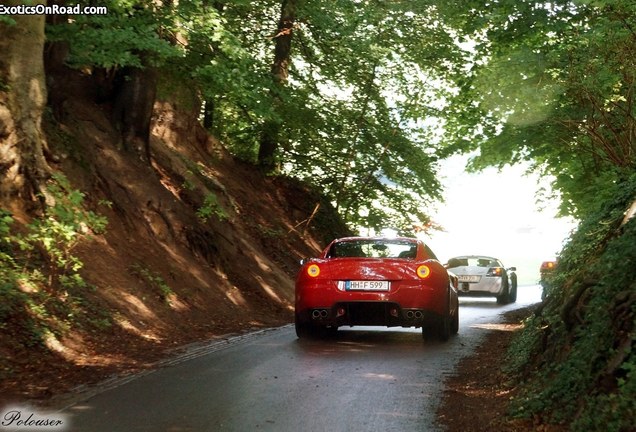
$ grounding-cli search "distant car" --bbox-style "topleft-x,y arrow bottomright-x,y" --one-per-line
295,237 -> 459,341
445,255 -> 517,304
539,260 -> 558,300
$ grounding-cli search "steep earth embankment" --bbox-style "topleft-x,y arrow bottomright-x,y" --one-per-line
0,69 -> 351,405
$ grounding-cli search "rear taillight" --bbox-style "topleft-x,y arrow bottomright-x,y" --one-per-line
307,264 -> 320,277
541,261 -> 556,271
486,267 -> 503,277
416,265 -> 431,279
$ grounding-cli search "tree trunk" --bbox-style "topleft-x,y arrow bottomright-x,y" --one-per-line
0,1 -> 52,211
258,0 -> 297,170
112,61 -> 158,164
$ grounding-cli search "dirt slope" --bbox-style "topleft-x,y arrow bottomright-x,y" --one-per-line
0,70 -> 351,405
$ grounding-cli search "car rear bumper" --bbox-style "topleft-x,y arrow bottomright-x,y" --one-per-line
296,301 -> 443,328
457,277 -> 504,297
295,279 -> 449,328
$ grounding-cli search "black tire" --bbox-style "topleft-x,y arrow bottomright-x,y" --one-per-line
496,278 -> 510,304
423,293 -> 451,342
423,315 -> 451,342
294,315 -> 314,339
508,273 -> 518,303
437,312 -> 451,341
451,306 -> 459,335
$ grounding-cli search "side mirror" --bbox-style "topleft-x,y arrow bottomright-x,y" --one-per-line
508,266 -> 517,271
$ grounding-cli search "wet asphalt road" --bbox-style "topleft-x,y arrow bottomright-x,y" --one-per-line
61,285 -> 543,432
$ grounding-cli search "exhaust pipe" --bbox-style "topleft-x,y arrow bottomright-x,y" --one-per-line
311,309 -> 329,319
414,311 -> 423,319
406,310 -> 415,319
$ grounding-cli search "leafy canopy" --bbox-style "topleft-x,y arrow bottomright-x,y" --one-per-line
48,0 -> 467,234
436,0 -> 636,220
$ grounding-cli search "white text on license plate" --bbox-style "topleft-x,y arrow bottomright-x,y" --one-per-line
343,280 -> 390,291
458,275 -> 481,283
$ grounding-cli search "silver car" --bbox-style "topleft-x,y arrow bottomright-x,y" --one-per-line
445,255 -> 517,304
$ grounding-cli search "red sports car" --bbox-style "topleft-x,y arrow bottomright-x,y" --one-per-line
294,236 -> 459,341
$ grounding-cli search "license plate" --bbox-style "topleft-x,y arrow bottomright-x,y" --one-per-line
458,275 -> 481,283
343,280 -> 390,291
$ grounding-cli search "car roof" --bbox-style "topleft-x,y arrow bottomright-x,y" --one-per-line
334,236 -> 417,240
333,236 -> 419,243
450,255 -> 500,261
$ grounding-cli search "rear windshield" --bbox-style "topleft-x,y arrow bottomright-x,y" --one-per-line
327,240 -> 419,259
447,257 -> 500,268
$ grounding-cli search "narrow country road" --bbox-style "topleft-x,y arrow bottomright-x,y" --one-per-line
61,285 -> 542,432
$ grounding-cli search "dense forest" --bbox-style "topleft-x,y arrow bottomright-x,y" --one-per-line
1,0 -> 634,430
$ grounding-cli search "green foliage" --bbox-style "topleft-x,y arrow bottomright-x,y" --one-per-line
0,16 -> 15,26
46,0 -> 180,69
49,0 -> 464,233
196,193 -> 228,222
0,174 -> 109,346
26,173 -> 108,278
129,263 -> 174,303
438,0 -> 636,221
506,174 -> 636,431
42,0 -> 636,232
274,1 -> 461,232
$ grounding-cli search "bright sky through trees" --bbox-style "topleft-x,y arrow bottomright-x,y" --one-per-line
425,155 -> 577,284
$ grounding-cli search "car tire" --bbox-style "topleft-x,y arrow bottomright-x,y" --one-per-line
295,315 -> 314,339
496,278 -> 510,304
436,312 -> 451,341
508,273 -> 518,303
423,295 -> 451,342
451,306 -> 459,335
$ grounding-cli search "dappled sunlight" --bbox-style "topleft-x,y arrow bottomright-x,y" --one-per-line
43,331 -> 151,368
113,314 -> 163,342
362,372 -> 396,380
166,293 -> 189,312
43,332 -> 68,358
16,278 -> 38,293
470,322 -> 524,332
153,164 -> 182,202
133,231 -> 225,299
225,285 -> 248,307
295,341 -> 368,355
253,253 -> 273,273
120,293 -> 159,321
252,274 -> 284,303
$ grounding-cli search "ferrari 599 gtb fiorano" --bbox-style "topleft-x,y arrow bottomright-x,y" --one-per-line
295,237 -> 459,341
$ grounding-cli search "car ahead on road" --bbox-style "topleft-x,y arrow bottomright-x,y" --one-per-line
445,255 -> 517,304
295,237 -> 459,341
539,260 -> 558,300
